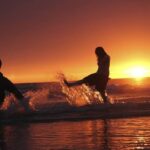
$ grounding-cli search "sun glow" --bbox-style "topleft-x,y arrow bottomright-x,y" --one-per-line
127,67 -> 148,79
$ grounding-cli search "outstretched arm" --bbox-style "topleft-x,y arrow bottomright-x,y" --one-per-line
3,77 -> 31,111
4,77 -> 24,100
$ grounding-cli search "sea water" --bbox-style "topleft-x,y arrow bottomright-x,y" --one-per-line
1,117 -> 150,150
1,77 -> 150,150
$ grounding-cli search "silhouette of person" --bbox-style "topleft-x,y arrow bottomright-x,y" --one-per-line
0,59 -> 24,107
64,47 -> 110,103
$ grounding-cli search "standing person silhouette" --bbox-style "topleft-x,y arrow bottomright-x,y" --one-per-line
64,47 -> 110,103
0,59 -> 27,109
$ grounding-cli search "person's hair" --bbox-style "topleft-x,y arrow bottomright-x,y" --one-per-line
95,47 -> 107,57
0,59 -> 2,68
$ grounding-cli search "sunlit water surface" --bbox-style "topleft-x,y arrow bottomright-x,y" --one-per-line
1,117 -> 150,150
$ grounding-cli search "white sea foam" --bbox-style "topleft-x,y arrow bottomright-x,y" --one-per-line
57,73 -> 105,106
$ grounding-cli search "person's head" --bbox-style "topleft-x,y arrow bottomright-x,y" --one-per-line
95,47 -> 107,58
0,59 -> 2,69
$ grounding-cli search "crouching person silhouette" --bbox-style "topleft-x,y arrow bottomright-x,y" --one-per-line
64,47 -> 110,103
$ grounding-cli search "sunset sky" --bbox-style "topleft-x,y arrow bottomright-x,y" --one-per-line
0,0 -> 150,83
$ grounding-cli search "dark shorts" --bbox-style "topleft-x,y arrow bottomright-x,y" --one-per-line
83,73 -> 108,91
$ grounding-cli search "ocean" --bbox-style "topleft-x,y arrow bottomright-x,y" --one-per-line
1,77 -> 150,150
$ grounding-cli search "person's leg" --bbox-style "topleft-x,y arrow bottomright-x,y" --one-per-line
64,73 -> 97,87
96,76 -> 109,103
99,90 -> 109,103
64,79 -> 84,87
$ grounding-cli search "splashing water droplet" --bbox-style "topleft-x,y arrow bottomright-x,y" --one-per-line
57,73 -> 104,106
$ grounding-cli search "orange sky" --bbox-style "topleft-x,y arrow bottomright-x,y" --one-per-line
0,0 -> 150,83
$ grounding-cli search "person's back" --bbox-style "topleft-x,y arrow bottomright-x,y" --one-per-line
97,55 -> 110,77
96,47 -> 110,77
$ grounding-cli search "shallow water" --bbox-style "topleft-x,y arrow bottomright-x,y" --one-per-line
1,117 -> 150,150
1,80 -> 150,150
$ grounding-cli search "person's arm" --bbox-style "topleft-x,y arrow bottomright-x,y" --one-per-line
3,77 -> 31,111
3,77 -> 24,100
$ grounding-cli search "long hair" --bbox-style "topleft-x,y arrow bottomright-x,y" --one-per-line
95,47 -> 107,57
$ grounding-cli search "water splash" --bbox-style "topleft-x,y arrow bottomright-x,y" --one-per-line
57,73 -> 104,106
1,95 -> 19,113
24,89 -> 50,109
1,88 -> 51,113
1,95 -> 35,114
